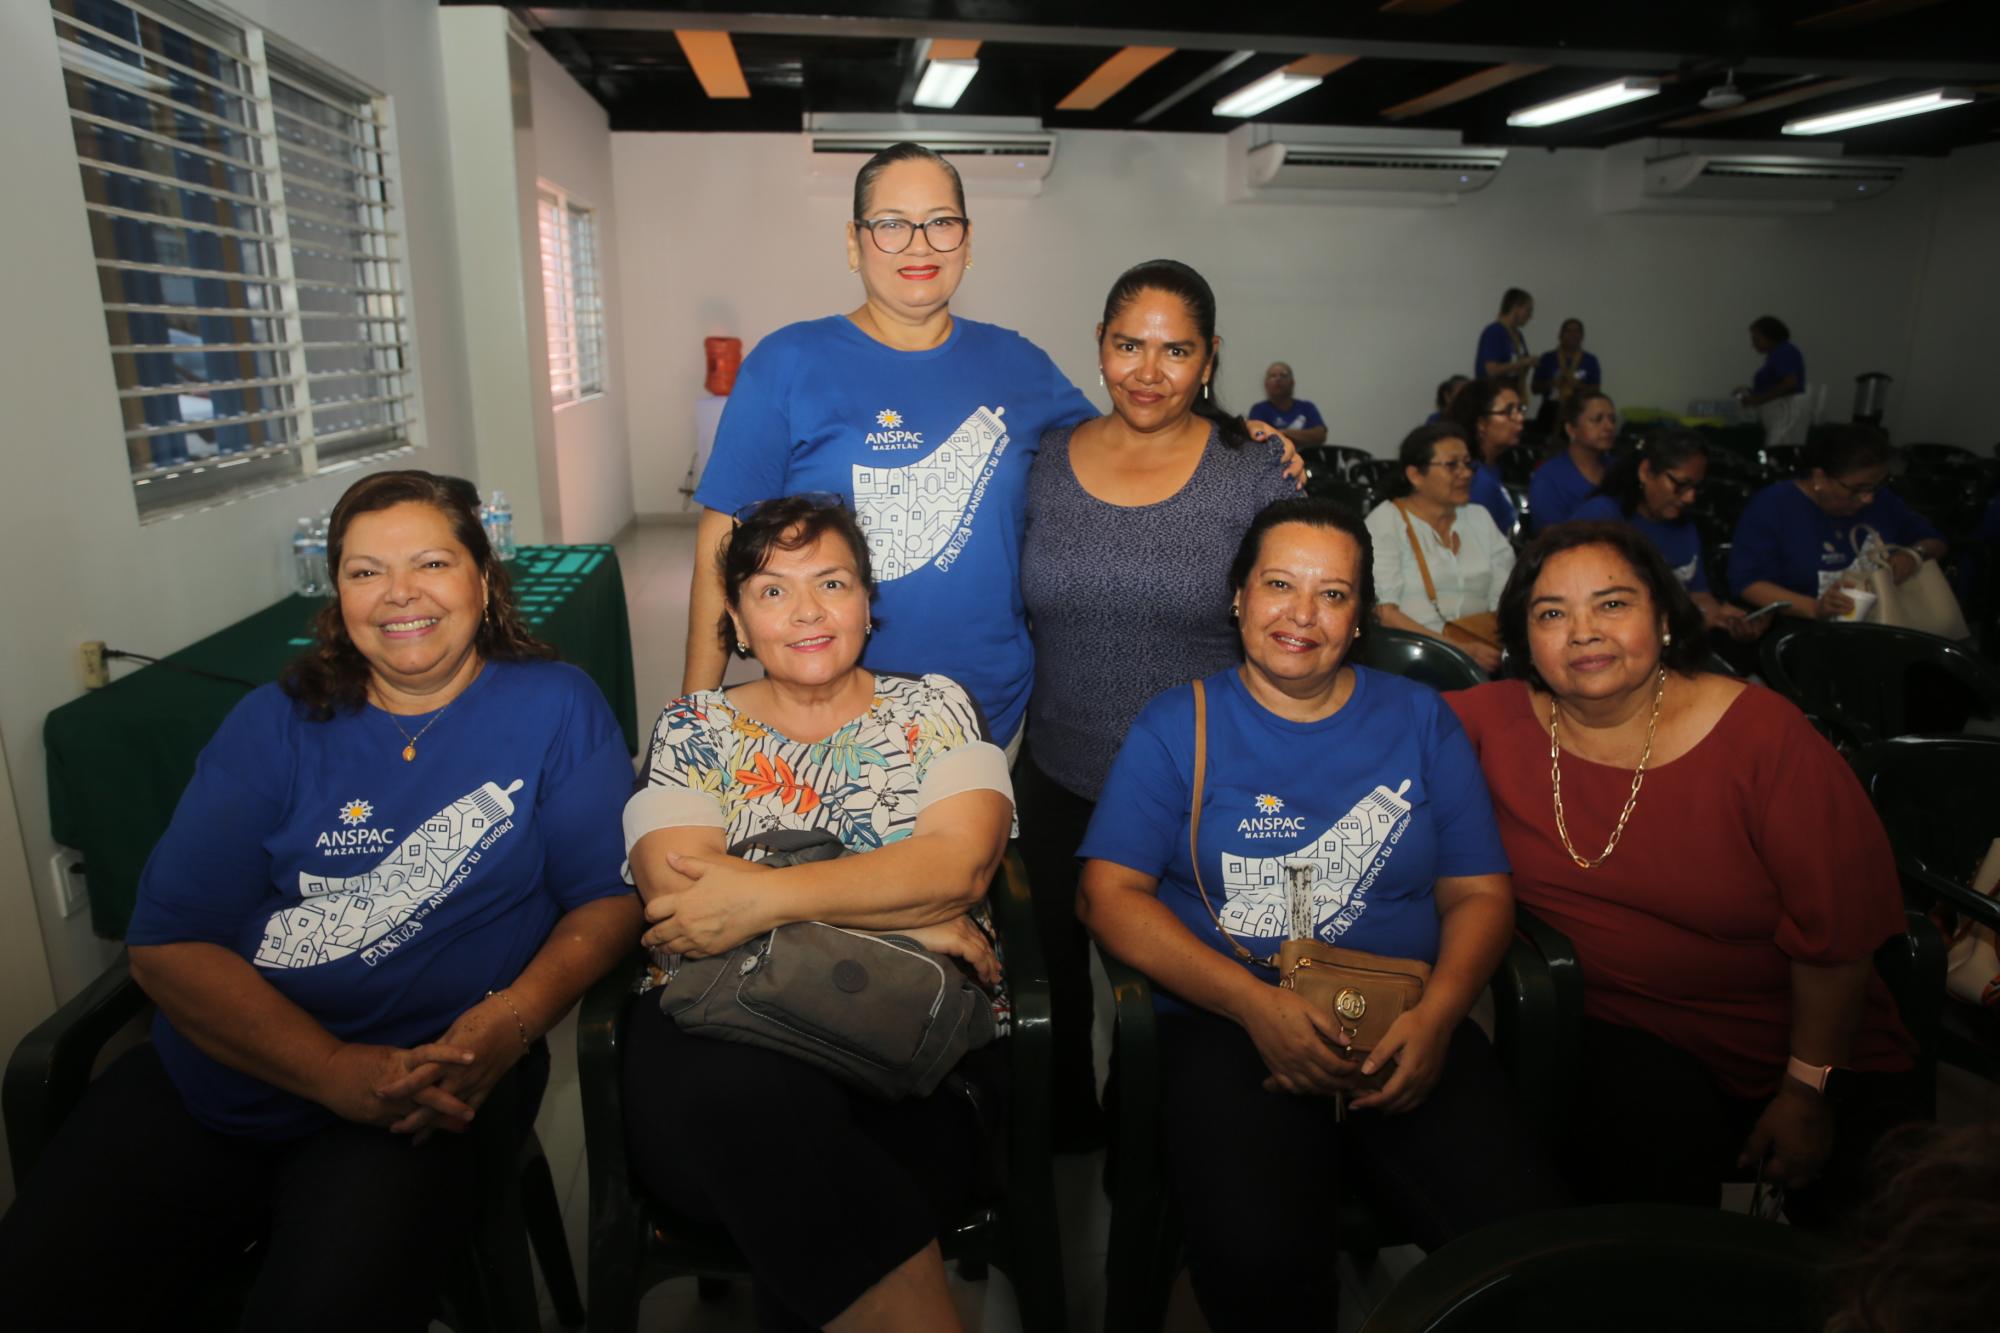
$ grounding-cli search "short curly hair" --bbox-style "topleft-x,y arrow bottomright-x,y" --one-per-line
1496,522 -> 1709,690
716,495 -> 877,658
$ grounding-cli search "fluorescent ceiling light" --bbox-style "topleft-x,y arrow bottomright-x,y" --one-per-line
1507,77 -> 1661,127
1783,87 -> 1973,135
914,58 -> 979,109
1214,70 -> 1322,118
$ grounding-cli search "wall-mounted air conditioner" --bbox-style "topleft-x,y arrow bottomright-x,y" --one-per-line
804,114 -> 1055,197
1226,125 -> 1509,206
1599,139 -> 1904,213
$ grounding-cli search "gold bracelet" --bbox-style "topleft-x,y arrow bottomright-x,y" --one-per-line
487,988 -> 531,1049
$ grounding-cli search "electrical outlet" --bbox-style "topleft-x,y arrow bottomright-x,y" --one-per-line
79,640 -> 108,690
49,848 -> 87,920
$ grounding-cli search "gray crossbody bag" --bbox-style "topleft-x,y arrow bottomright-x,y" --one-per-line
657,828 -> 998,1099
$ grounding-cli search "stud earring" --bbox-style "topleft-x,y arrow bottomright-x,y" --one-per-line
865,621 -> 874,636
1662,630 -> 1673,646
736,640 -> 750,655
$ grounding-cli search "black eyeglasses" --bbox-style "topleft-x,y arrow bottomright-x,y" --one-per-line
854,216 -> 969,254
1485,403 -> 1527,419
732,492 -> 846,525
1659,470 -> 1702,498
1426,457 -> 1476,473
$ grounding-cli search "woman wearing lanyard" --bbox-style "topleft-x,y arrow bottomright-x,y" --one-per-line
682,143 -> 1095,753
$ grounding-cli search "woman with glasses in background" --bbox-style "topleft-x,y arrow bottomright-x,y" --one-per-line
1366,422 -> 1516,674
1731,424 -> 1946,620
1529,389 -> 1619,535
1573,430 -> 1764,642
1450,378 -> 1527,539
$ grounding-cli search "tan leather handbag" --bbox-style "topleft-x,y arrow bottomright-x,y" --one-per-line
1186,679 -> 1431,1061
1392,502 -> 1503,651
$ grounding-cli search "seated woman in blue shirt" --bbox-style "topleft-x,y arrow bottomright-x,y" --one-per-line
1572,429 -> 1763,642
1731,424 -> 1947,619
1076,497 -> 1565,1331
0,471 -> 639,1333
1529,388 -> 1617,533
1449,376 -> 1525,538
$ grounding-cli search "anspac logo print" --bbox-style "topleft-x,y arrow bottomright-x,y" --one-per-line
1239,792 -> 1306,839
318,798 -> 394,856
337,798 -> 373,827
1219,780 -> 1414,940
865,407 -> 924,450
853,405 -> 1010,579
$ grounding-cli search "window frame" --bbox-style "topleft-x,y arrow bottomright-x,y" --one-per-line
53,0 -> 423,522
536,180 -> 606,408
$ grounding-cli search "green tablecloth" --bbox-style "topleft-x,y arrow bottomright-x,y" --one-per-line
44,544 -> 637,939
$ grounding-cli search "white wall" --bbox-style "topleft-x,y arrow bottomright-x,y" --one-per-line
528,39 -> 634,543
1899,142 -> 1999,452
613,130 -> 1979,512
0,0 -> 478,1112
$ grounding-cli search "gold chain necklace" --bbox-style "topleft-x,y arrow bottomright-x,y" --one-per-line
1549,668 -> 1668,869
378,697 -> 453,762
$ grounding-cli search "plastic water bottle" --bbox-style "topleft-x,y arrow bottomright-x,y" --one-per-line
486,490 -> 516,562
291,518 -> 319,596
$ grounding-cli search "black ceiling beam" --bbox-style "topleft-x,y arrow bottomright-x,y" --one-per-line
522,7 -> 2000,80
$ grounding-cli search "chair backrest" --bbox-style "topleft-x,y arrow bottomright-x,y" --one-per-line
1851,736 -> 2000,889
1758,620 -> 2000,744
1303,444 -> 1373,481
1355,1204 -> 1834,1333
1355,627 -> 1488,692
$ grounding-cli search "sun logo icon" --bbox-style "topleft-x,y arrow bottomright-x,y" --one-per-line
875,409 -> 903,428
1254,793 -> 1284,814
338,799 -> 374,827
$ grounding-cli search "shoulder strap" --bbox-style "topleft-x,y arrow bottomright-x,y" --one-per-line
1392,502 -> 1449,620
1186,679 -> 1275,971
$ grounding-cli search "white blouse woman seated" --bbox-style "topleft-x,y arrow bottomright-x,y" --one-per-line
1365,422 -> 1517,674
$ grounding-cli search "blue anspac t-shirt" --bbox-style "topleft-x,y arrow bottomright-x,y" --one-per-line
1528,451 -> 1600,534
1247,398 -> 1325,434
1475,321 -> 1522,379
1728,480 -> 1942,598
125,660 -> 634,1139
694,315 -> 1096,745
1079,667 -> 1508,1010
1753,341 -> 1806,395
1572,494 -> 1709,593
1469,463 -> 1518,537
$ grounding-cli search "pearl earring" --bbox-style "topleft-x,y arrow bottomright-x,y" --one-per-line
1662,630 -> 1673,645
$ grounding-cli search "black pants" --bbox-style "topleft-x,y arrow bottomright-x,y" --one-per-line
0,1043 -> 482,1333
621,999 -> 1000,1331
1011,742 -> 1102,1138
1158,1008 -> 1569,1332
1566,1018 -> 1930,1231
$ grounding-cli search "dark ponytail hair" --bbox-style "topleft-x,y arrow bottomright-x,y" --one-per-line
1381,421 -> 1469,499
1598,428 -> 1707,516
852,141 -> 965,219
1098,258 -> 1250,449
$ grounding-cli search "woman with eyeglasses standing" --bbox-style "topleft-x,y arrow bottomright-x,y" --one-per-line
1528,388 -> 1618,535
1366,422 -> 1516,674
682,143 -> 1095,754
1731,424 -> 1946,620
1572,430 -> 1765,641
1449,378 -> 1526,539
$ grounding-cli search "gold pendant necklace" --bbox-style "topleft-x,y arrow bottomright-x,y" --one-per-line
1549,667 -> 1667,869
383,701 -> 452,762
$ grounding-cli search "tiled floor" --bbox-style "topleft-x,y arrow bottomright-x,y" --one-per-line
502,517 -> 2000,1333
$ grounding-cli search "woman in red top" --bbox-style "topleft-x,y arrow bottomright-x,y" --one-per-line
1447,521 -> 1921,1225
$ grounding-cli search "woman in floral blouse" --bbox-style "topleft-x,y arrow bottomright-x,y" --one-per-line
619,494 -> 1013,1333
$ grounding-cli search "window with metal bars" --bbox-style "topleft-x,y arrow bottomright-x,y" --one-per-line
51,0 -> 419,520
537,183 -> 605,406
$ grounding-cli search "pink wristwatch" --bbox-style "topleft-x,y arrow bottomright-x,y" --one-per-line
1785,1055 -> 1852,1101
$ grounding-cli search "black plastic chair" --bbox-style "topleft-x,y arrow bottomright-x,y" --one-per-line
1352,457 -> 1404,494
1354,1203 -> 1835,1333
1302,443 -> 1374,482
1,954 -> 583,1332
1355,626 -> 1488,691
1852,735 -> 2000,1079
1101,911 -> 1579,1333
1758,620 -> 2000,745
576,850 -> 1067,1333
